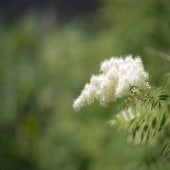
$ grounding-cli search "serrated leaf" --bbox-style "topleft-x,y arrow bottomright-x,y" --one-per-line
152,117 -> 157,129
159,95 -> 169,98
159,113 -> 167,130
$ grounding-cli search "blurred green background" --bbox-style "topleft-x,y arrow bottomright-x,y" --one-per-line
0,0 -> 170,169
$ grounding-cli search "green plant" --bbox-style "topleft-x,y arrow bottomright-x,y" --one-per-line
73,56 -> 170,145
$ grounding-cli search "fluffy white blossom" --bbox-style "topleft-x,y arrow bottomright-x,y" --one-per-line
73,55 -> 149,111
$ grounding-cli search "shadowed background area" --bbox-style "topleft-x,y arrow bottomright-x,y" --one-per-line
0,0 -> 170,170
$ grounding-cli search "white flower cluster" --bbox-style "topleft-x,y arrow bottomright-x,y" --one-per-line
73,55 -> 149,111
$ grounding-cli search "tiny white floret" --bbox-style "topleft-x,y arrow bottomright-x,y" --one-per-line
73,55 -> 149,111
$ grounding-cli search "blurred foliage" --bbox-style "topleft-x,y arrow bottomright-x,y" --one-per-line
0,0 -> 170,170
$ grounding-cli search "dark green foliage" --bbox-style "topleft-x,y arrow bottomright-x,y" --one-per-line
110,85 -> 170,144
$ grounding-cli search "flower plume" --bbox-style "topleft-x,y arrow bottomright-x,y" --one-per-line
73,55 -> 149,111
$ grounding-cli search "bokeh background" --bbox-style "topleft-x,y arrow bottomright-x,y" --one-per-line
0,0 -> 170,170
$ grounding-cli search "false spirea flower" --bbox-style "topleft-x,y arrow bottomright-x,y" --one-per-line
73,55 -> 149,111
